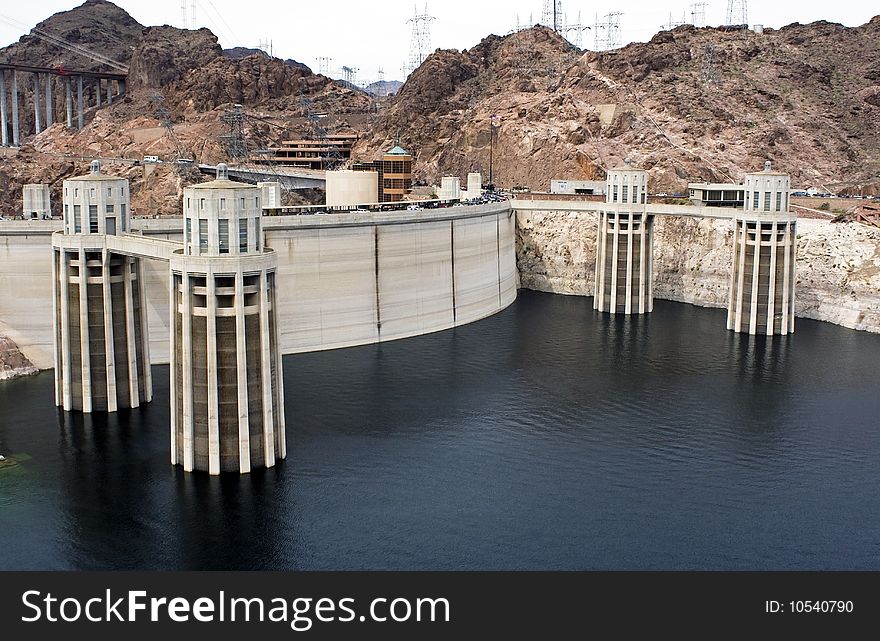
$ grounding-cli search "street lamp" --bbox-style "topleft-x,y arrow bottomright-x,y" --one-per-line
489,114 -> 500,191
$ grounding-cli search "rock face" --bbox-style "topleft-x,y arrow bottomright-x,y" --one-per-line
516,209 -> 880,333
0,336 -> 37,381
0,0 -> 140,70
357,18 -> 880,194
0,1 -> 373,217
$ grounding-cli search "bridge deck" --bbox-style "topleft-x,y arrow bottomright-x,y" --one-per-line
0,63 -> 127,81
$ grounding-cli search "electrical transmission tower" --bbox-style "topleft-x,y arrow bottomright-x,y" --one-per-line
406,4 -> 436,76
594,12 -> 622,51
341,66 -> 359,87
561,11 -> 589,48
690,2 -> 708,27
541,0 -> 563,32
258,39 -> 274,57
315,57 -> 332,76
180,1 -> 187,28
662,12 -> 685,30
220,104 -> 247,160
726,0 -> 748,26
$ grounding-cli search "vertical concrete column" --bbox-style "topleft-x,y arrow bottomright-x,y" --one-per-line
123,256 -> 140,408
0,71 -> 8,147
609,214 -> 619,313
95,79 -> 102,107
259,268 -> 276,467
726,221 -> 739,330
647,218 -> 654,312
734,222 -> 747,330
594,211 -> 607,311
181,272 -> 194,471
748,223 -> 761,335
137,259 -> 152,399
78,248 -> 92,413
271,273 -> 286,460
33,74 -> 42,134
65,77 -> 73,128
782,222 -> 797,333
119,79 -> 126,96
206,269 -> 220,475
638,213 -> 647,313
12,71 -> 20,147
52,250 -> 61,406
168,271 -> 177,466
766,222 -> 778,335
77,75 -> 84,130
59,250 -> 72,409
234,270 -> 251,473
624,214 -> 634,314
45,74 -> 53,127
101,249 -> 118,412
106,80 -> 113,105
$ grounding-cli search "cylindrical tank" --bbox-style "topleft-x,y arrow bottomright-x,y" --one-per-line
170,164 -> 285,474
594,160 -> 653,314
325,169 -> 379,208
727,162 -> 796,335
52,161 -> 151,412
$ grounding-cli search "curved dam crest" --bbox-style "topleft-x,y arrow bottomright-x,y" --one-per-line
1,200 -> 880,373
0,203 -> 518,369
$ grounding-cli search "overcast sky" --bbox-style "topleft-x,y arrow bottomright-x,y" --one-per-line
0,1 -> 876,84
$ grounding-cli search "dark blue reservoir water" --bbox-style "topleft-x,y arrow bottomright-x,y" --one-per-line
2,291 -> 879,570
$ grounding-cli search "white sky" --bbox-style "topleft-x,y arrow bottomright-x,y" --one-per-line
0,1 -> 876,83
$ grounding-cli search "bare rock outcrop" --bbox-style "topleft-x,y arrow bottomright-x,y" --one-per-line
0,336 -> 38,381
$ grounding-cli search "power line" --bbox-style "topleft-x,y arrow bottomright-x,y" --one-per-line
0,11 -> 129,72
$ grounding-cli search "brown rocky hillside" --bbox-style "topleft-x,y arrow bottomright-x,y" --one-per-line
355,19 -> 880,193
0,0 -> 373,216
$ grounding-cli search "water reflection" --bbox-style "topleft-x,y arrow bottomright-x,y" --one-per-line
2,291 -> 880,570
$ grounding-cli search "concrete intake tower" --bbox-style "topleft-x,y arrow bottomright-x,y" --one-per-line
594,160 -> 653,314
170,165 -> 285,474
52,160 -> 152,412
727,162 -> 797,335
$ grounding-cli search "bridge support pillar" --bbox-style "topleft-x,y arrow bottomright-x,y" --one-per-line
52,161 -> 151,412
106,79 -> 113,105
65,77 -> 73,128
95,79 -> 101,107
45,73 -> 53,127
0,71 -> 8,147
11,71 -> 20,146
33,73 -> 42,135
118,78 -> 126,96
77,75 -> 84,130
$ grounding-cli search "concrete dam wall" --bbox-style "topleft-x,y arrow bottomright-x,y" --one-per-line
0,203 -> 517,369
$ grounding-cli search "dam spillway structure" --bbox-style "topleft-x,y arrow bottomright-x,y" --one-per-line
51,160 -> 152,412
170,164 -> 286,474
594,160 -> 653,314
727,162 -> 797,335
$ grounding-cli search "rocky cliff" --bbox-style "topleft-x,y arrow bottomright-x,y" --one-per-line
358,18 -> 880,194
516,209 -> 880,333
0,1 -> 373,217
0,335 -> 37,381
